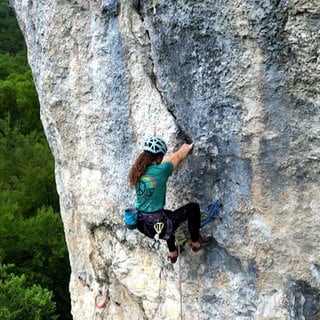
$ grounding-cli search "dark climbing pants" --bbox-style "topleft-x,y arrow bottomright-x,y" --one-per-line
164,202 -> 201,252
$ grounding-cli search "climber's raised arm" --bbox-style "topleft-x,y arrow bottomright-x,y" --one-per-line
163,143 -> 194,169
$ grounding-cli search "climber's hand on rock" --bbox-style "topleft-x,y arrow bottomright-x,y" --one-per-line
181,143 -> 194,155
165,143 -> 194,168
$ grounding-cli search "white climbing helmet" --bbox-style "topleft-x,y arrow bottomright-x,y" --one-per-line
142,137 -> 167,155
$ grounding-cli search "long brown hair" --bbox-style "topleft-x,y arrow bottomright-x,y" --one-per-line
128,151 -> 161,188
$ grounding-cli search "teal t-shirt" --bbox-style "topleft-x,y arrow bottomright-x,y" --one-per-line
135,161 -> 174,213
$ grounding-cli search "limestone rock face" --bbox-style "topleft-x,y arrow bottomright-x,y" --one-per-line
10,0 -> 320,319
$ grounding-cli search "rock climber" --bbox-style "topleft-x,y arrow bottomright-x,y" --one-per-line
128,137 -> 212,263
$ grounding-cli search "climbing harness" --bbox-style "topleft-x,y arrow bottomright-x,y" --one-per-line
138,211 -> 173,244
152,222 -> 164,250
200,199 -> 222,228
93,291 -> 108,320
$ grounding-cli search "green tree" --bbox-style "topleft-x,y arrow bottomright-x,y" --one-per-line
0,1 -> 72,318
0,207 -> 71,318
8,70 -> 42,133
0,263 -> 57,320
0,118 -> 59,217
0,51 -> 29,79
0,71 -> 41,134
0,0 -> 25,53
0,79 -> 18,121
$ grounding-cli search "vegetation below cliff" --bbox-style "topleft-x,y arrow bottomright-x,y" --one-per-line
0,1 -> 71,318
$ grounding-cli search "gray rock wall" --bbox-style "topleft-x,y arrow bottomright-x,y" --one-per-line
10,0 -> 320,319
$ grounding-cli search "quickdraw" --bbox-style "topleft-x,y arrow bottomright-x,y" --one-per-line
93,291 -> 108,320
200,199 -> 222,228
152,222 -> 164,250
95,293 -> 108,309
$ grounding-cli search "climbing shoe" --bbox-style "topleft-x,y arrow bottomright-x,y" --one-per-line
167,244 -> 185,264
189,236 -> 213,252
167,253 -> 178,264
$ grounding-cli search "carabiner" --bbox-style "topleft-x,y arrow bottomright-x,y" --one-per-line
152,239 -> 160,250
154,222 -> 164,236
151,222 -> 164,250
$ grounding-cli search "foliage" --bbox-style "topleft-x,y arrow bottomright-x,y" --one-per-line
0,119 -> 71,318
0,207 -> 71,318
0,0 -> 25,53
0,0 -> 72,318
0,118 -> 59,216
0,69 -> 42,133
0,51 -> 29,79
0,207 -> 68,283
0,263 -> 57,320
0,118 -> 70,318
